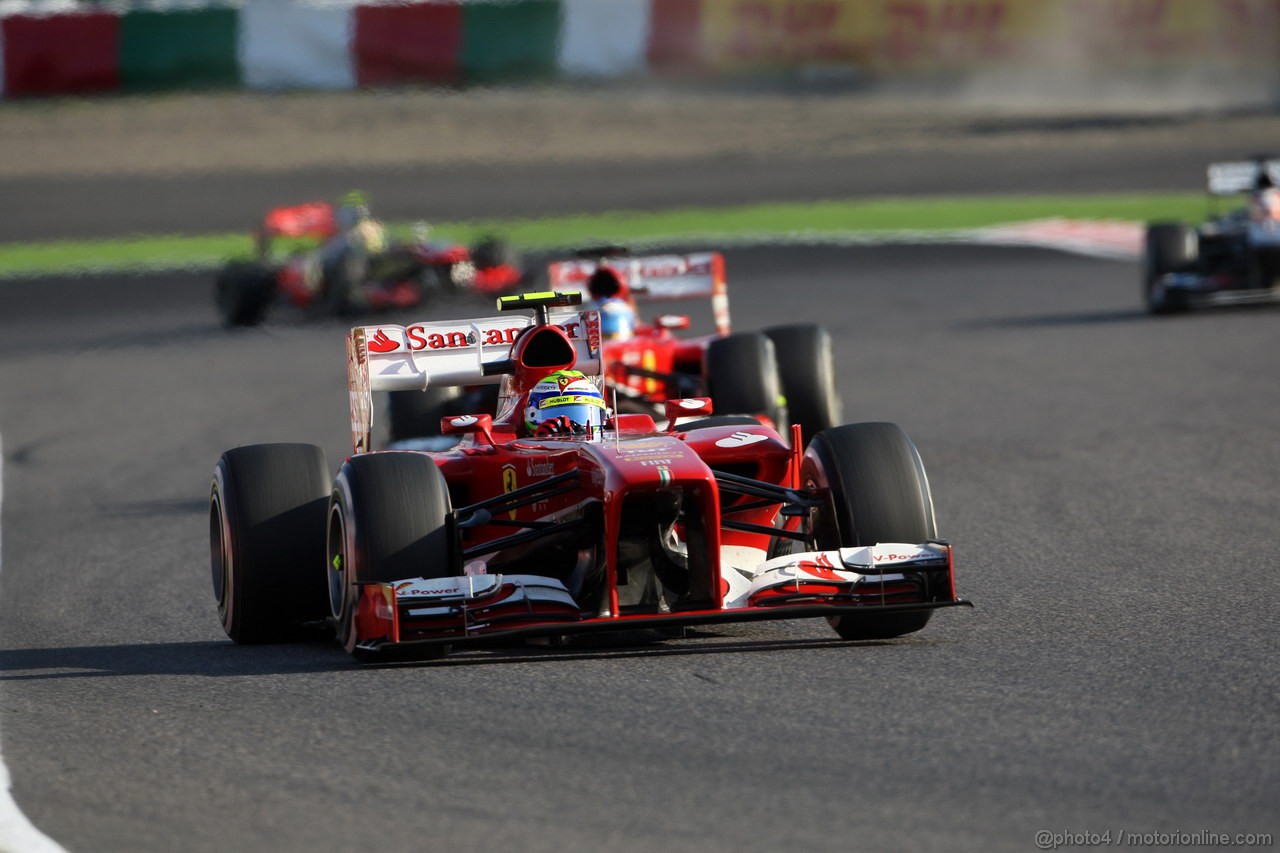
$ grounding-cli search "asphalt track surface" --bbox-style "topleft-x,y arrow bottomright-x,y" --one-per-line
6,111 -> 1271,243
0,146 -> 1216,244
0,240 -> 1277,852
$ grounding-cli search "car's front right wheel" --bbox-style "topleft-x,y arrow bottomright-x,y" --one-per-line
210,443 -> 331,643
1144,223 -> 1196,314
802,423 -> 938,641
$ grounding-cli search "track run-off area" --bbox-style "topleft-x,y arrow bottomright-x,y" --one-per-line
0,90 -> 1278,852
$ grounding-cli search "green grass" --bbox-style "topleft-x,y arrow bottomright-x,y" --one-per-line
0,192 -> 1211,279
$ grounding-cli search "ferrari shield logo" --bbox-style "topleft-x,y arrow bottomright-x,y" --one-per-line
502,465 -> 518,519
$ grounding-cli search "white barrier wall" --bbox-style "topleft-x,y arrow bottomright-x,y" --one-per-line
240,0 -> 354,90
557,0 -> 651,77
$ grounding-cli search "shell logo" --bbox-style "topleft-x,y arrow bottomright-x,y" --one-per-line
715,431 -> 767,449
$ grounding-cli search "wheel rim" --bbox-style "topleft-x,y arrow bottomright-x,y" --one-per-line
800,451 -> 840,551
210,490 -> 232,628
326,503 -> 349,622
1148,276 -> 1166,309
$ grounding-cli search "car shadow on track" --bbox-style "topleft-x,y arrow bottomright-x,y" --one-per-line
398,633 -> 939,670
0,640 -> 350,680
0,631 -> 944,678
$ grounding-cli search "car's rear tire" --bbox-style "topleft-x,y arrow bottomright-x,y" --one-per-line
471,236 -> 520,272
215,262 -> 277,327
325,248 -> 369,317
210,443 -> 331,643
1144,223 -> 1196,314
385,386 -> 501,444
802,423 -> 938,640
764,324 -> 842,446
328,452 -> 454,661
705,333 -> 786,432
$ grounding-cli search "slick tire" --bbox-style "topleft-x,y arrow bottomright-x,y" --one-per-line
325,248 -> 369,317
215,262 -> 277,327
327,452 -> 454,661
386,386 -> 501,445
471,236 -> 520,272
1144,223 -> 1196,315
210,443 -> 332,643
764,324 -> 842,446
802,423 -> 938,640
705,333 -> 786,433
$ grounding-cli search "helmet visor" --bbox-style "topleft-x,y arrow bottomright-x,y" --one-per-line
536,394 -> 606,428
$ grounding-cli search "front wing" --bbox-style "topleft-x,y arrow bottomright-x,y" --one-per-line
1157,271 -> 1280,306
350,543 -> 970,659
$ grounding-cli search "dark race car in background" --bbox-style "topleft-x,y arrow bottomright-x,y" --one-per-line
384,250 -> 843,448
1144,158 -> 1280,314
209,292 -> 967,663
214,200 -> 523,326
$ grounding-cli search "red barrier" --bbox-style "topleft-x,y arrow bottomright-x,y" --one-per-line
647,0 -> 705,70
2,13 -> 119,97
353,3 -> 463,86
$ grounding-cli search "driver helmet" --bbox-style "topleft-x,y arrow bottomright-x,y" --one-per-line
524,370 -> 607,435
336,190 -> 372,230
1252,187 -> 1280,222
597,297 -> 636,341
587,266 -> 626,301
587,267 -> 636,340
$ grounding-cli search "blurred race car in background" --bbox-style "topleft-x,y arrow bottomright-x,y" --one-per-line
214,199 -> 523,326
209,291 -> 967,663
383,248 -> 843,447
1144,157 -> 1280,314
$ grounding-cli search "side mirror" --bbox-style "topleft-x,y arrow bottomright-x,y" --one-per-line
664,397 -> 713,430
611,413 -> 657,434
655,314 -> 691,331
440,413 -> 494,442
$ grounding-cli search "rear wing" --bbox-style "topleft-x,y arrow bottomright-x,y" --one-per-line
346,307 -> 602,453
254,201 -> 337,257
1207,160 -> 1280,195
262,201 -> 336,238
548,252 -> 730,336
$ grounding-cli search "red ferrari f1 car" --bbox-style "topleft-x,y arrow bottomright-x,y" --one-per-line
383,249 -> 841,447
210,292 -> 967,662
214,200 -> 523,326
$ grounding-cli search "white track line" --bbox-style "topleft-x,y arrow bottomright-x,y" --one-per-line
0,431 -> 70,853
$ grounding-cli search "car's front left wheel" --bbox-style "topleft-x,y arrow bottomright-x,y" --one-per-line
327,452 -> 455,661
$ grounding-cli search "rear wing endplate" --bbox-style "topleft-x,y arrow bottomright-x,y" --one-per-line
346,307 -> 602,453
548,252 -> 730,336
